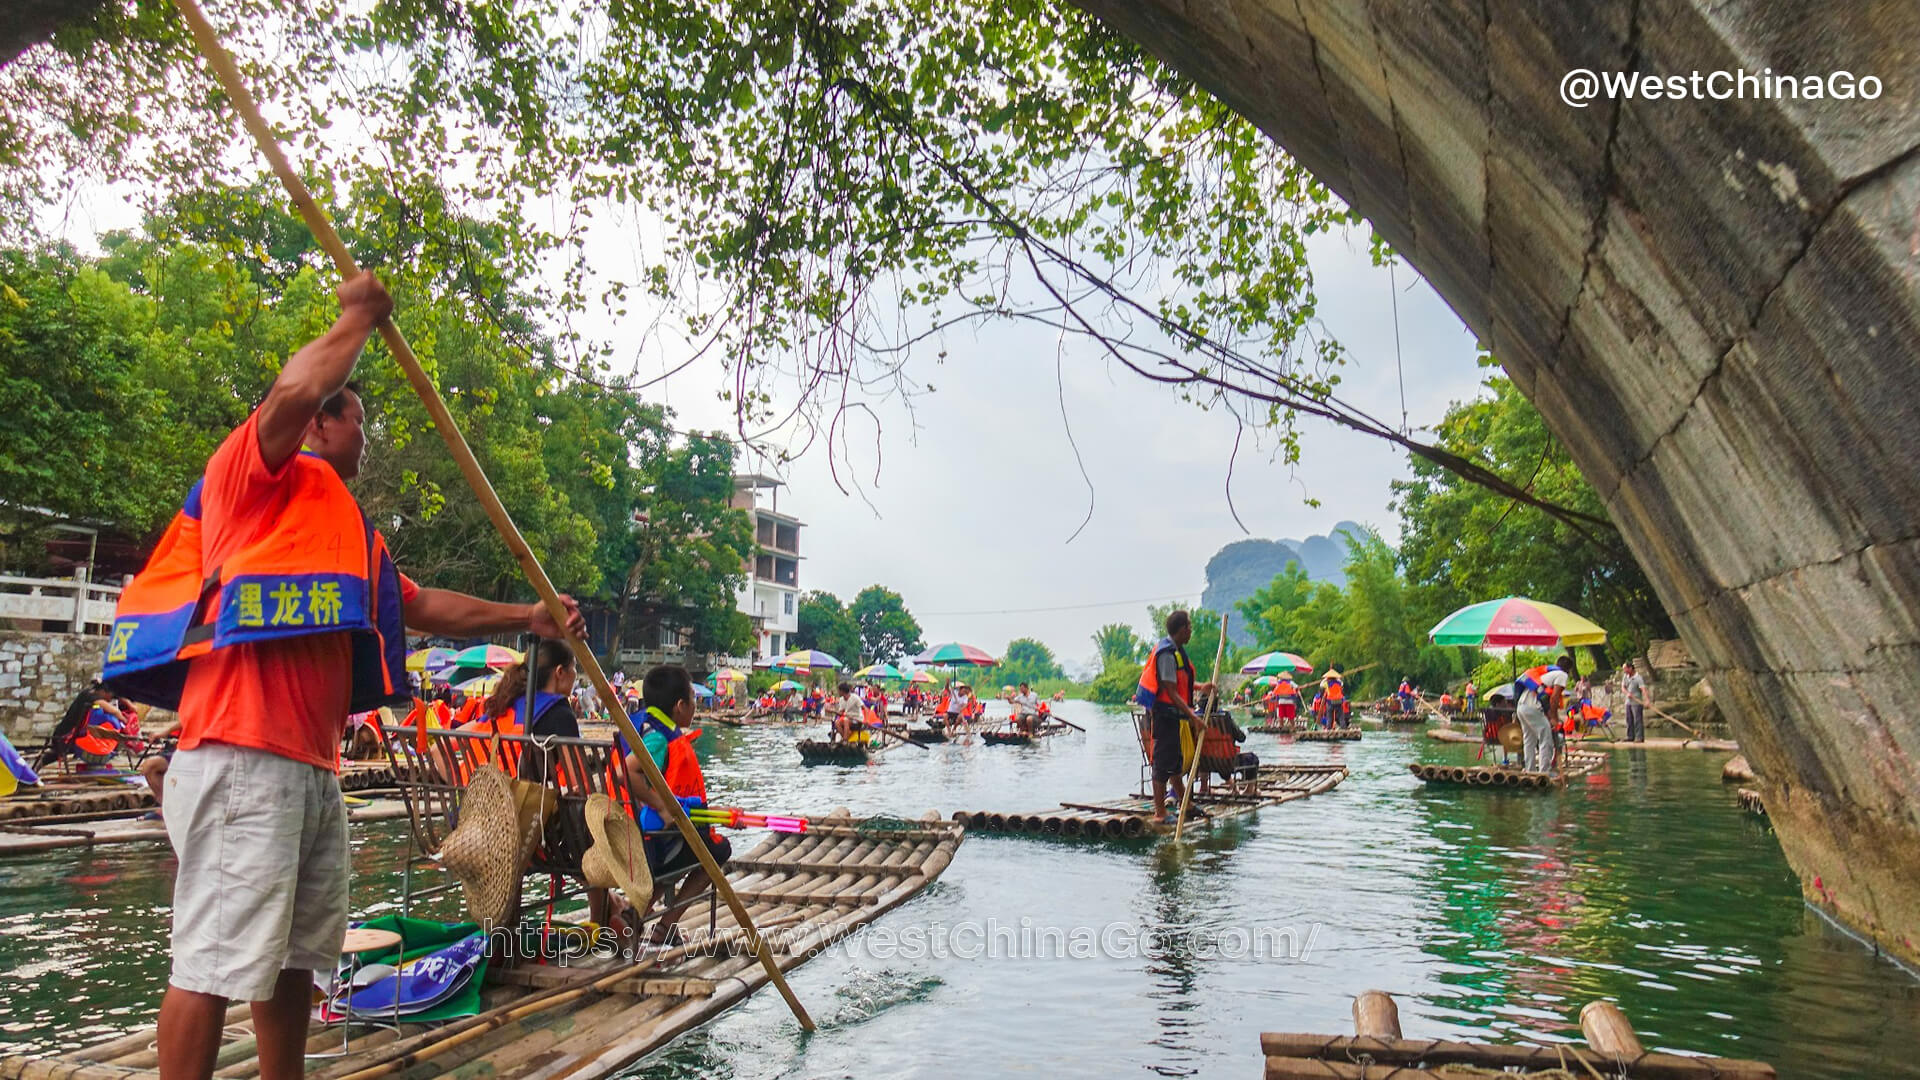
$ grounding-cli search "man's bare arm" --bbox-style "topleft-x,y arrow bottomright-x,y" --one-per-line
403,587 -> 586,640
255,274 -> 393,472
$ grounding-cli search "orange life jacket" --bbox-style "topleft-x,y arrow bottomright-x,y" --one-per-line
1134,637 -> 1195,709
1324,675 -> 1345,702
102,453 -> 410,712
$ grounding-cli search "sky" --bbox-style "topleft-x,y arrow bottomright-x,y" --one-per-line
44,167 -> 1488,679
588,226 -> 1489,675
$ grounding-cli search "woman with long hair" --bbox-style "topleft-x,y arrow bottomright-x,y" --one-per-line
480,641 -> 579,778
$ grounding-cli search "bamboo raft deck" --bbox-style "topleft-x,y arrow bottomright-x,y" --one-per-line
1408,750 -> 1607,790
1263,989 -> 1774,1078
0,782 -> 154,821
954,762 -> 1349,839
1426,727 -> 1739,752
0,810 -> 963,1080
1247,722 -> 1298,735
1295,728 -> 1361,742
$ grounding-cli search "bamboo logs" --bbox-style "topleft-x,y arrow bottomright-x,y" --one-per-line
1261,990 -> 1775,1079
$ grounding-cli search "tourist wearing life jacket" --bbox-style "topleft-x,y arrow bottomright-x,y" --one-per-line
100,274 -> 586,1080
484,641 -> 580,782
1133,609 -> 1216,826
1268,675 -> 1299,723
1397,678 -> 1415,716
1463,679 -> 1478,715
619,665 -> 731,947
1322,667 -> 1350,726
1512,662 -> 1569,772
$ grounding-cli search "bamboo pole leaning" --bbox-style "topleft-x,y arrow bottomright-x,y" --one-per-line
164,0 -> 813,1032
1174,614 -> 1230,840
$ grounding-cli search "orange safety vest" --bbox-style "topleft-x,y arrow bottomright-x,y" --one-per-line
1324,675 -> 1345,702
103,452 -> 408,712
1134,637 -> 1195,709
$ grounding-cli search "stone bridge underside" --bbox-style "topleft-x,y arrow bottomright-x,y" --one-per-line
1075,0 -> 1920,959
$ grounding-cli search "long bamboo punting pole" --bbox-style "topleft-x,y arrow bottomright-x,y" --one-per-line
1173,614 -> 1229,840
164,0 -> 812,1031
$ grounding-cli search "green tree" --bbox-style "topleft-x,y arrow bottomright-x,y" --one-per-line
1235,563 -> 1317,652
998,637 -> 1063,686
793,590 -> 861,666
1091,623 -> 1146,666
849,585 -> 924,666
1145,604 -> 1242,682
1391,376 -> 1672,660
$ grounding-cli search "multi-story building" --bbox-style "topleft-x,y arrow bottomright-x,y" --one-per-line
730,474 -> 803,662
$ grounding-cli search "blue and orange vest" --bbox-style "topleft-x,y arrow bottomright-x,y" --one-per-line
103,452 -> 408,713
629,706 -> 714,840
1135,637 -> 1196,709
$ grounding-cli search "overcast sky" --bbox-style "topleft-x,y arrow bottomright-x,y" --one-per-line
586,225 -> 1489,673
49,170 -> 1488,676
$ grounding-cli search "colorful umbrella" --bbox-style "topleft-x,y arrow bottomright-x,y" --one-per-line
450,644 -> 523,669
1241,651 -> 1313,676
453,672 -> 501,694
692,683 -> 716,700
709,668 -> 749,685
914,642 -> 997,667
774,649 -> 844,672
853,663 -> 905,681
1248,675 -> 1278,687
1427,597 -> 1607,648
405,647 -> 456,673
909,669 -> 946,684
773,679 -> 805,692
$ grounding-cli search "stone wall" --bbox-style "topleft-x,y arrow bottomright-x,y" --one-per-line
1075,0 -> 1920,963
0,631 -> 105,744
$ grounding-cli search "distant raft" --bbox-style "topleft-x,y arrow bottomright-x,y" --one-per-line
1408,749 -> 1606,789
796,740 -> 874,765
955,761 -> 1349,840
1295,727 -> 1361,742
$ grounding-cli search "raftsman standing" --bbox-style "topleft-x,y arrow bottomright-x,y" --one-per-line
104,273 -> 587,1080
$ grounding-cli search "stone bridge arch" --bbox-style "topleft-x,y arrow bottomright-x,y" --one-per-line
1074,0 -> 1920,958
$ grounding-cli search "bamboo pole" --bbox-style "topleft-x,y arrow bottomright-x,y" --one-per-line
164,0 -> 812,1032
1174,614 -> 1230,840
1351,991 -> 1402,1039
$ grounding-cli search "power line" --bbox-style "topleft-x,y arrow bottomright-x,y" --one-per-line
919,591 -> 1202,618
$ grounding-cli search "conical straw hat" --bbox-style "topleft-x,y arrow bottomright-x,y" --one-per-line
436,763 -> 525,932
580,793 -> 653,912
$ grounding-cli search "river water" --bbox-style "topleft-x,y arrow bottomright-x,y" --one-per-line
1,701 -> 1916,1078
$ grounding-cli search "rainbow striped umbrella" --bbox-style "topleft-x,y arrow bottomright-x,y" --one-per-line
853,663 -> 905,681
909,668 -> 947,684
913,642 -> 997,667
1427,596 -> 1607,648
1241,651 -> 1313,676
773,649 -> 843,673
405,647 -> 456,674
450,644 -> 523,669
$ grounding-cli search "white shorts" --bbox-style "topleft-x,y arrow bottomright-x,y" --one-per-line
164,743 -> 349,1001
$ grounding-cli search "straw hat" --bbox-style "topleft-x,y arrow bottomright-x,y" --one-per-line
1497,720 -> 1525,753
580,793 -> 653,912
436,764 -> 525,931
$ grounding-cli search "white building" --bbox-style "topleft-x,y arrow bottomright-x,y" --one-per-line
731,474 -> 803,661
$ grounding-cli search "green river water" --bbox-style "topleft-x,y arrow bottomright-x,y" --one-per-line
2,701 -> 1916,1077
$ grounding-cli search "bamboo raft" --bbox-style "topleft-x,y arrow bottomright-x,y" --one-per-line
980,730 -> 1031,746
0,782 -> 154,822
795,740 -> 873,765
1426,728 -> 1739,752
0,810 -> 962,1080
1295,728 -> 1361,742
1263,989 -> 1775,1078
1408,750 -> 1606,790
955,761 -> 1349,839
1248,722 -> 1298,735
0,798 -> 410,856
